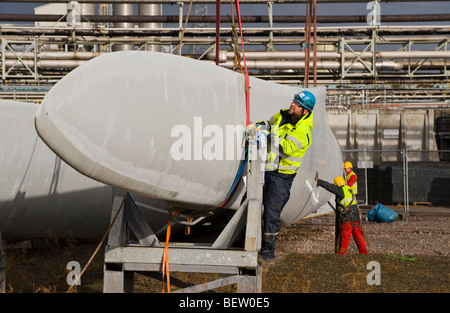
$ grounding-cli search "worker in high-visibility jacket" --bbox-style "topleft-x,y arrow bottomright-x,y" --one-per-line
257,91 -> 315,260
315,175 -> 367,255
344,161 -> 358,195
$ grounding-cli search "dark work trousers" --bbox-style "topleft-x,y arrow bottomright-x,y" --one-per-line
261,171 -> 294,259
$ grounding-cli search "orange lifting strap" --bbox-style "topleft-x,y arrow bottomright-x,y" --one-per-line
184,215 -> 192,236
161,210 -> 178,293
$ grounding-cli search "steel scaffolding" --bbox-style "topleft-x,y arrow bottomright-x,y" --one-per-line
0,0 -> 449,104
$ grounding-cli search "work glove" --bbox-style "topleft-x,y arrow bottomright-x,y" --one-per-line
256,126 -> 269,137
255,129 -> 267,148
248,123 -> 268,147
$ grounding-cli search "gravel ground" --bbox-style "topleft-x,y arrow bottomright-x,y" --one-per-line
277,206 -> 450,257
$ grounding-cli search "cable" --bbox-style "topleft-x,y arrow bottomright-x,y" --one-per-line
219,146 -> 248,208
234,0 -> 251,126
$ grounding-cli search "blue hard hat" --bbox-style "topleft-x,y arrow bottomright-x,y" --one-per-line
294,91 -> 316,111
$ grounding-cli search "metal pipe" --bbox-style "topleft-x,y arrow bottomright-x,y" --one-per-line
304,0 -> 311,87
2,25 -> 449,37
138,4 -> 162,29
138,3 -> 162,52
207,50 -> 450,60
2,59 -> 88,69
80,3 -> 96,29
2,14 -> 450,24
313,0 -> 317,87
112,3 -> 135,51
215,0 -> 220,65
2,51 -> 102,60
5,50 -> 448,62
2,58 -> 448,71
214,59 -> 447,70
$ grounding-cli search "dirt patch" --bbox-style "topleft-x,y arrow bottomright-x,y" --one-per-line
277,207 -> 449,257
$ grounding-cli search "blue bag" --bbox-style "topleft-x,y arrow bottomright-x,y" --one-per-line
366,207 -> 378,221
367,203 -> 398,223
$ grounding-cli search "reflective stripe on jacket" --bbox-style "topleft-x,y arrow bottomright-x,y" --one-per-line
264,109 -> 313,175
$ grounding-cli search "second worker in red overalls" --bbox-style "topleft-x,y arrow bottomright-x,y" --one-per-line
315,175 -> 367,255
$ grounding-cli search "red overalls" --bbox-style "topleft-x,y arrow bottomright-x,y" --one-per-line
336,186 -> 367,255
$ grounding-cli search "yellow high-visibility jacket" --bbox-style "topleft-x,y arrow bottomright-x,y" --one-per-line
262,109 -> 313,175
346,170 -> 358,195
338,185 -> 357,208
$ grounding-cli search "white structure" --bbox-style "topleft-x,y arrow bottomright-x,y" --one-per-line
1,52 -> 342,242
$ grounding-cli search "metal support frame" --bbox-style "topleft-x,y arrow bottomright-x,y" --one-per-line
404,39 -> 449,79
0,28 -> 448,84
103,130 -> 264,293
1,38 -> 38,80
340,3 -> 377,80
340,36 -> 376,78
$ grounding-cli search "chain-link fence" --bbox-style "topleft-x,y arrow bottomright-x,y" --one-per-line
342,149 -> 450,213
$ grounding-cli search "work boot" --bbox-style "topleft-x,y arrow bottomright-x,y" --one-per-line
261,233 -> 278,260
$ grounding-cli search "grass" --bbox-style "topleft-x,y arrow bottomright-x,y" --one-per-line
262,253 -> 449,293
3,240 -> 449,293
386,253 -> 418,263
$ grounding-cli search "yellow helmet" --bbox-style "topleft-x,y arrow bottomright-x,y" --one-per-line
344,161 -> 353,169
334,176 -> 345,187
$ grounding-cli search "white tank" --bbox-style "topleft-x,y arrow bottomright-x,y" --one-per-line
0,51 -> 342,241
0,100 -> 112,240
35,51 -> 342,226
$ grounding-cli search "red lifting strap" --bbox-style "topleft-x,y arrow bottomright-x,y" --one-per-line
234,0 -> 251,126
215,0 -> 250,126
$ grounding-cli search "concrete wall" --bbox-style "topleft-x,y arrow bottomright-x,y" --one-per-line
327,108 -> 450,205
327,108 -> 440,164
